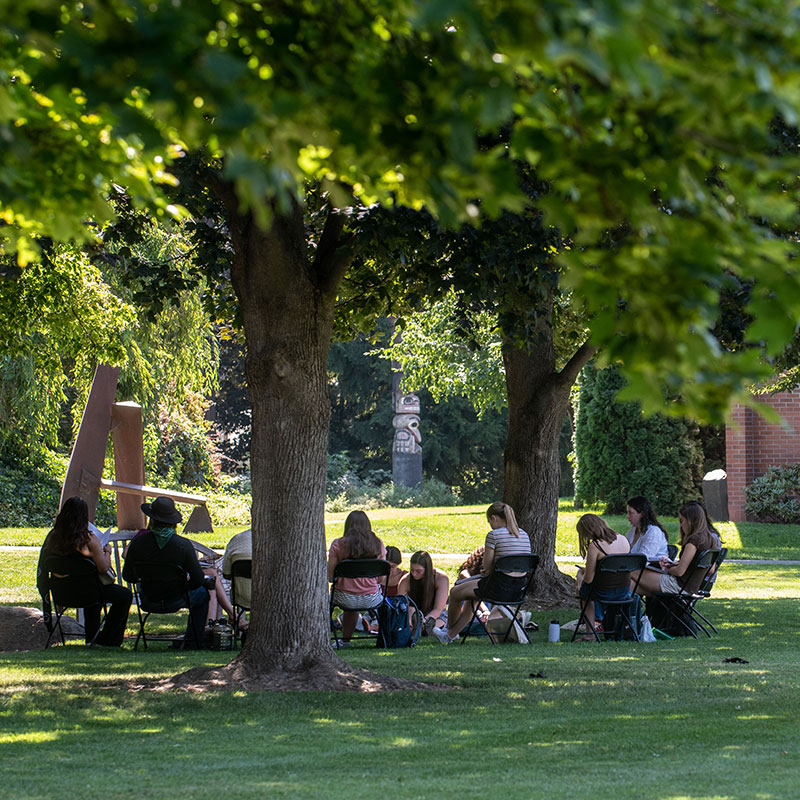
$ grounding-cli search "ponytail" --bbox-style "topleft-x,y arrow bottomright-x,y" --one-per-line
486,501 -> 520,537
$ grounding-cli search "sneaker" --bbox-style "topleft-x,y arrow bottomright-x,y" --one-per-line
432,626 -> 457,645
333,639 -> 351,649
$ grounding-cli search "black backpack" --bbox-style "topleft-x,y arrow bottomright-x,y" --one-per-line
376,594 -> 422,648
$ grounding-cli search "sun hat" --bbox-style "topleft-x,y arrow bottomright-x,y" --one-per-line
141,496 -> 183,526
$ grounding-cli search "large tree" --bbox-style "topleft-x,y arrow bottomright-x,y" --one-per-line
3,1 -> 800,687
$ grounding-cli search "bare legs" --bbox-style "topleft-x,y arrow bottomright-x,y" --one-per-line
203,565 -> 240,627
339,610 -> 359,641
445,577 -> 481,639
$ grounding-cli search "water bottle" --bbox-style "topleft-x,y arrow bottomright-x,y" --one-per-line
548,619 -> 560,643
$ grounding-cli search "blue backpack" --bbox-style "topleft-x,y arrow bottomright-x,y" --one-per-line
376,594 -> 421,648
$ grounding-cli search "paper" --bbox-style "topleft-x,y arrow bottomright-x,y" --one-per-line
88,521 -> 113,548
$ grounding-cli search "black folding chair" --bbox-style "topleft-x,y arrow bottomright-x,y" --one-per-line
646,548 -> 720,638
129,561 -> 193,651
686,547 -> 727,634
229,558 -> 251,648
42,555 -> 106,648
329,559 -> 391,647
460,554 -> 539,644
571,553 -> 647,642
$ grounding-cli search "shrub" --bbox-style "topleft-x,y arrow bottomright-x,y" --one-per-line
572,363 -> 704,514
0,460 -> 62,526
744,464 -> 800,523
324,477 -> 461,512
154,395 -> 220,489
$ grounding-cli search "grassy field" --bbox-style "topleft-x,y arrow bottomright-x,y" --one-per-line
2,505 -> 799,799
3,498 -> 799,560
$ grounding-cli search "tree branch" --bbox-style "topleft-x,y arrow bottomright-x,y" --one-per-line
558,341 -> 596,387
314,207 -> 354,296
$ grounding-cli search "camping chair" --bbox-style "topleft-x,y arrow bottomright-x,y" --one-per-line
460,554 -> 539,644
329,559 -> 391,647
129,561 -> 194,650
646,548 -> 720,638
686,547 -> 727,635
571,553 -> 647,642
42,555 -> 107,648
229,558 -> 251,648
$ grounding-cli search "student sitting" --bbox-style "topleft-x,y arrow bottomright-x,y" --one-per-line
625,496 -> 669,561
398,550 -> 449,635
434,502 -> 531,644
122,496 -> 211,648
634,502 -> 716,598
575,513 -> 631,636
327,510 -> 386,647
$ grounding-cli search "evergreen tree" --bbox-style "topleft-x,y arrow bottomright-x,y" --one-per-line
573,364 -> 703,514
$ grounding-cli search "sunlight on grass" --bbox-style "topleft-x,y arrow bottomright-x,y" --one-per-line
716,522 -> 743,550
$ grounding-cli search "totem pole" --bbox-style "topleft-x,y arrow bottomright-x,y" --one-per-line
391,369 -> 422,489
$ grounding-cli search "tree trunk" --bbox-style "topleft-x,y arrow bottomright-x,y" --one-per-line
502,324 -> 595,607
160,195 -> 429,692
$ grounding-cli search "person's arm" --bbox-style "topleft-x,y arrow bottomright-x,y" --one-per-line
397,574 -> 410,595
184,540 -> 206,589
429,571 -> 449,620
86,531 -> 112,574
640,527 -> 667,560
666,543 -> 696,578
583,542 -> 600,584
327,539 -> 341,583
481,544 -> 495,575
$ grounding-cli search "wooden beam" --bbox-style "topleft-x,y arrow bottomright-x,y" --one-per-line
99,479 -> 207,506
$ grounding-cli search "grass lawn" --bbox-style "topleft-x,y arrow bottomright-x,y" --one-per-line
1,506 -> 799,799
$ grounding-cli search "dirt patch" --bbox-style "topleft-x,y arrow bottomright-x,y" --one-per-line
0,605 -> 84,651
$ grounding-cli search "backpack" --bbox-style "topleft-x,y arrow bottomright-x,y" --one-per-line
376,594 -> 421,648
646,596 -> 698,637
602,594 -> 643,641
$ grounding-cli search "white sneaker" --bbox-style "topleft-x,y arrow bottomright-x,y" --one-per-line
433,626 -> 457,644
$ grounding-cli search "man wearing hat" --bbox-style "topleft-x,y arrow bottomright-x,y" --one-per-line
123,496 -> 211,648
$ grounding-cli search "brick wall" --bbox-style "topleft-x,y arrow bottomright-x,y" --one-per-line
726,389 -> 800,521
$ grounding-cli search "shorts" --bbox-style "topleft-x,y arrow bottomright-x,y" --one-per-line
332,589 -> 383,611
659,573 -> 682,593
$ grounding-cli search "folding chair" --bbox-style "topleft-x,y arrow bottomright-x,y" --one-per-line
686,547 -> 727,635
129,561 -> 194,650
460,554 -> 539,644
42,555 -> 107,647
646,548 -> 720,638
329,559 -> 391,647
229,558 -> 251,648
571,553 -> 647,642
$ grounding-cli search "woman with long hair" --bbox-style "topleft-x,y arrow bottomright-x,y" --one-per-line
625,496 -> 669,561
36,497 -> 132,646
398,550 -> 449,635
634,502 -> 716,597
434,501 -> 531,644
327,509 -> 386,647
574,513 -> 631,634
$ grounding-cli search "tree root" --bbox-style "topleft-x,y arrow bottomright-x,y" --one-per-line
527,568 -> 579,609
146,651 -> 447,694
